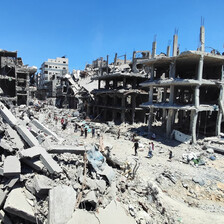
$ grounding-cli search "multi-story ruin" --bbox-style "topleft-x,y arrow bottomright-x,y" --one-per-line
140,26 -> 224,143
0,49 -> 37,106
38,57 -> 69,98
91,53 -> 149,124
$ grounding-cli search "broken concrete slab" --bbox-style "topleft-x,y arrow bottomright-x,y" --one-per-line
15,124 -> 40,147
96,200 -> 136,224
31,118 -> 64,143
5,124 -> 24,150
40,151 -> 62,174
4,187 -> 36,223
3,156 -> 21,176
172,130 -> 192,143
0,102 -> 18,127
21,158 -> 44,171
49,185 -> 76,224
67,209 -> 99,224
47,145 -> 86,155
4,177 -> 19,189
20,146 -> 46,158
33,174 -> 53,194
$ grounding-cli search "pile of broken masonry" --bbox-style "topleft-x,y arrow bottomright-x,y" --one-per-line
0,101 -> 175,224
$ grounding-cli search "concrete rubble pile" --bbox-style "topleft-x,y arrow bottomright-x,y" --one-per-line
0,101 -> 175,224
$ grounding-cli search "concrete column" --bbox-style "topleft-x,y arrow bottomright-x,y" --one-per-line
121,96 -> 125,123
166,109 -> 174,138
150,65 -> 154,81
98,80 -> 101,89
197,55 -> 204,81
169,85 -> 174,104
124,54 -> 127,64
131,95 -> 136,124
200,26 -> 205,52
148,107 -> 153,133
114,96 -> 117,107
113,79 -> 117,89
114,53 -> 117,65
195,86 -> 200,108
167,46 -> 171,57
169,62 -> 176,78
190,110 -> 198,144
216,110 -> 222,136
149,86 -> 153,103
173,34 -> 178,57
152,41 -> 157,58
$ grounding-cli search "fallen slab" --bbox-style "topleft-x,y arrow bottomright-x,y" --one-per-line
40,151 -> 62,174
3,156 -> 21,176
20,146 -> 62,174
15,124 -> 40,147
205,144 -> 224,155
5,125 -> 24,150
47,145 -> 86,155
33,174 -> 53,194
49,185 -> 76,224
4,188 -> 36,223
31,119 -> 64,143
0,102 -> 17,127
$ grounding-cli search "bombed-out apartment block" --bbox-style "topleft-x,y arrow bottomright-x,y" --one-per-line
140,26 -> 224,143
0,49 -> 37,106
91,53 -> 149,124
38,57 -> 69,99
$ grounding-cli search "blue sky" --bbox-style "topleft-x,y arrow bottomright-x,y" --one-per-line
1,0 -> 224,72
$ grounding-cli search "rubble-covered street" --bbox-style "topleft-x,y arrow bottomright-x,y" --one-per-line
0,102 -> 224,224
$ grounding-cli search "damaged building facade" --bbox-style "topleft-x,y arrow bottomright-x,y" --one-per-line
91,53 -> 149,124
38,57 -> 69,99
0,49 -> 37,106
140,26 -> 224,143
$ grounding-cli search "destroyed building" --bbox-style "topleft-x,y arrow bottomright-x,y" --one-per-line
55,73 -> 95,113
38,57 -> 69,99
91,53 -> 149,124
140,26 -> 224,143
0,49 -> 37,106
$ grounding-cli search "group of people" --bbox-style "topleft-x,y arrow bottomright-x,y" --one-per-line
133,140 -> 154,158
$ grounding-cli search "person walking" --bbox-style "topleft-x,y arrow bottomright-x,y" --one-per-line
92,127 -> 95,138
81,126 -> 84,136
84,127 -> 88,138
117,128 -> 120,139
133,140 -> 139,156
148,142 -> 154,158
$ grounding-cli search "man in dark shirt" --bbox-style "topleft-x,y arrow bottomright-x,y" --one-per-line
133,140 -> 139,156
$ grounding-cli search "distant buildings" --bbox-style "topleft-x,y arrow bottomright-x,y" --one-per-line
38,57 -> 69,98
0,49 -> 37,106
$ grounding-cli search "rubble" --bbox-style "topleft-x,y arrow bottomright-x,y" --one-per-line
49,185 -> 76,224
4,188 -> 36,223
3,156 -> 21,176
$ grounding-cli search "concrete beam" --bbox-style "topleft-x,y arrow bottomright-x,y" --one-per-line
0,102 -> 17,127
15,124 -> 40,147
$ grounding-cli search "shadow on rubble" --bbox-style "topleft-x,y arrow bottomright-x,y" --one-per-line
129,125 -> 182,147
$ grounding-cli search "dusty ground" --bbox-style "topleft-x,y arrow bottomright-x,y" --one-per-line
50,117 -> 224,224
